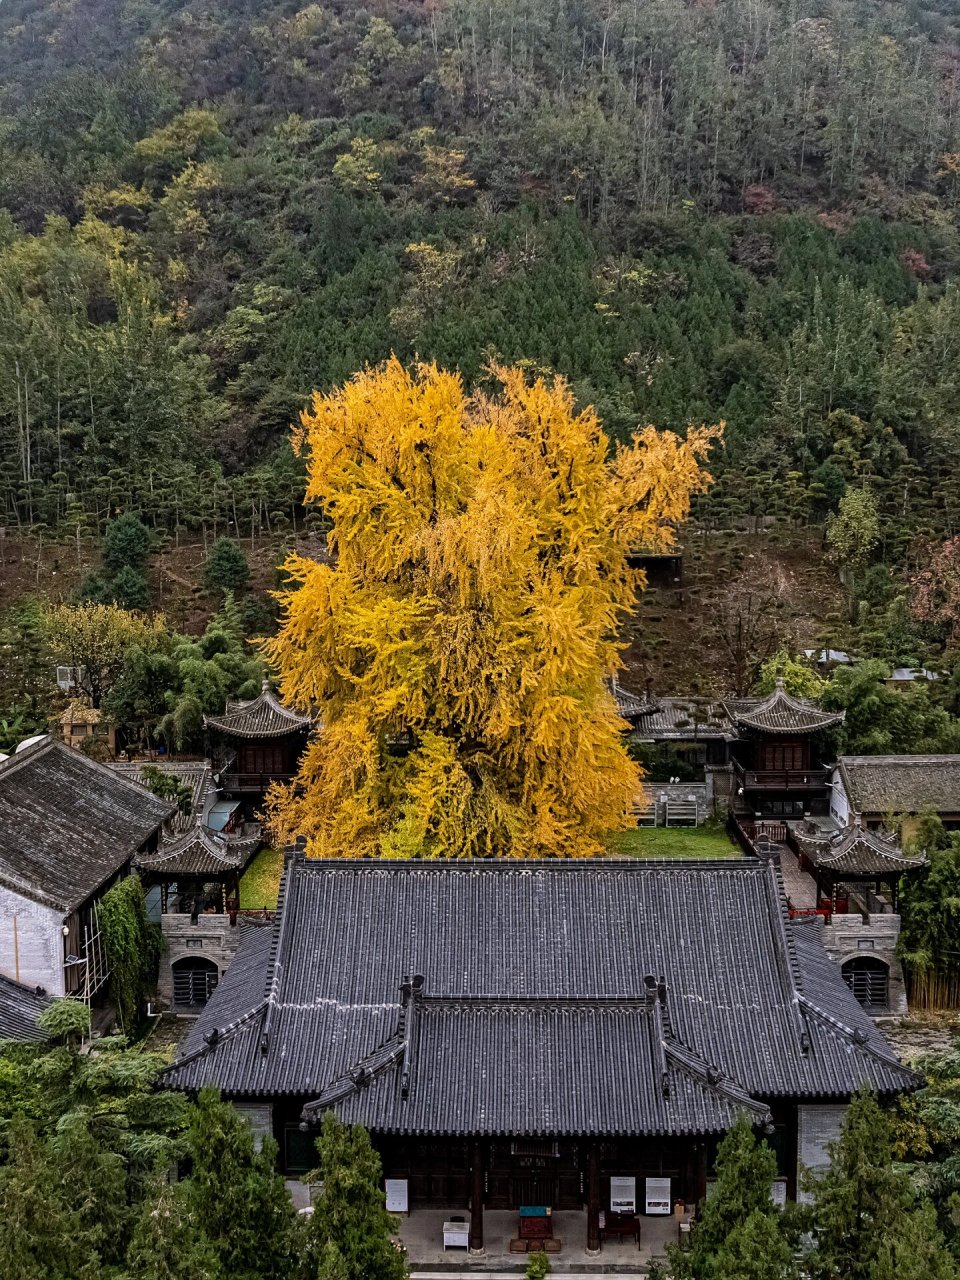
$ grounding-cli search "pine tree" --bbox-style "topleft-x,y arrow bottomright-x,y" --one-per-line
104,513 -> 152,574
807,1090 -> 956,1280
124,1179 -> 221,1280
0,1116 -> 99,1280
671,1116 -> 792,1280
305,1112 -> 407,1280
204,537 -> 251,594
266,359 -> 720,858
181,1088 -> 302,1280
111,563 -> 151,609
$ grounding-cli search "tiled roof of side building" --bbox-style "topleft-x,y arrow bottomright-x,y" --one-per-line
204,679 -> 312,739
0,739 -> 173,912
837,755 -> 960,816
631,696 -> 734,741
161,858 -> 918,1134
108,760 -> 214,833
0,973 -> 51,1042
725,680 -> 845,734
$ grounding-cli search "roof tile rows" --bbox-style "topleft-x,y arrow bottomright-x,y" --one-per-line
161,858 -> 916,1135
0,739 -> 172,912
204,680 -> 312,739
0,973 -> 50,1042
793,823 -> 927,876
837,755 -> 960,816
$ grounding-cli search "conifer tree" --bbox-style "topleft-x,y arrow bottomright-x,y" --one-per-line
806,1090 -> 956,1280
671,1116 -> 793,1280
181,1088 -> 302,1280
305,1112 -> 407,1280
124,1179 -> 221,1280
0,1116 -> 99,1280
266,359 -> 719,858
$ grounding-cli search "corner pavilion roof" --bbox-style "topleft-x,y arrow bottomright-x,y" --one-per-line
204,679 -> 312,740
135,823 -> 261,880
793,823 -> 927,878
160,858 -> 918,1136
725,680 -> 845,735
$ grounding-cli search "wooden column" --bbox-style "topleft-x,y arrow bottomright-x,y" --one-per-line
691,1141 -> 708,1207
586,1142 -> 601,1254
469,1141 -> 484,1255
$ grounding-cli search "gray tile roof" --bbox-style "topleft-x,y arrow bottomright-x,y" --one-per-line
0,739 -> 173,912
135,824 -> 261,879
793,823 -> 927,877
204,680 -> 311,739
108,760 -> 213,833
726,681 -> 845,734
160,859 -> 917,1133
631,697 -> 733,741
837,755 -> 960,816
0,973 -> 50,1042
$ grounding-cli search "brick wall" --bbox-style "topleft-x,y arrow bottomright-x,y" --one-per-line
0,884 -> 65,995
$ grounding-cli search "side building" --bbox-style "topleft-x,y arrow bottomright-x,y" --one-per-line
161,857 -> 917,1251
831,755 -> 960,840
0,738 -> 171,998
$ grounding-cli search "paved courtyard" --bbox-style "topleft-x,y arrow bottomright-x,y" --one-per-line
396,1208 -> 678,1274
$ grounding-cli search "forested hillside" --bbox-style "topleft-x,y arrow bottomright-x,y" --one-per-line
3,0 -> 960,550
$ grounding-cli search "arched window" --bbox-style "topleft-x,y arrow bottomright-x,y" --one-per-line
842,956 -> 889,1011
172,956 -> 219,1008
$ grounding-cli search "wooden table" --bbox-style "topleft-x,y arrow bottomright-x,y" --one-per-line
600,1211 -> 641,1248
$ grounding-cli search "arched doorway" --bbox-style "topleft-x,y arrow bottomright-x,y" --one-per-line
172,956 -> 219,1008
842,956 -> 889,1012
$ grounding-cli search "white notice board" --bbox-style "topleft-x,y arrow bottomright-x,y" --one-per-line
645,1177 -> 671,1215
610,1176 -> 636,1213
770,1179 -> 787,1208
385,1179 -> 409,1214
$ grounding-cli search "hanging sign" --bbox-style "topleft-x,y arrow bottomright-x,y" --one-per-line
610,1176 -> 636,1214
645,1177 -> 672,1215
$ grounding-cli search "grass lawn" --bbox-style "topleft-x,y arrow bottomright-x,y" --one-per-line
239,845 -> 284,909
605,823 -> 739,859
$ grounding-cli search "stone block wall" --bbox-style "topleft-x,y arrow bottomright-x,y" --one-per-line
820,912 -> 908,1016
0,885 -> 65,995
159,912 -> 244,1005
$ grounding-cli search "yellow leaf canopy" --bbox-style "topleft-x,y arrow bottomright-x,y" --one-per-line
266,358 -> 720,859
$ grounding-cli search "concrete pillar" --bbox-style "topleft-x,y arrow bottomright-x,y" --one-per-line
469,1141 -> 484,1256
586,1142 -> 601,1255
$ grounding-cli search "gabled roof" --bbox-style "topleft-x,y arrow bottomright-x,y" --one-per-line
611,679 -> 655,722
725,680 -> 845,734
204,680 -> 312,739
631,696 -> 733,741
0,973 -> 50,1042
0,739 -> 172,913
108,760 -> 214,833
836,755 -> 960,816
135,824 -> 261,879
161,858 -> 917,1134
794,823 -> 927,877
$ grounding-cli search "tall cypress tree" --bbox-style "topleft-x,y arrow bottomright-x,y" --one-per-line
807,1090 -> 957,1280
671,1115 -> 794,1280
181,1088 -> 302,1280
305,1112 -> 407,1280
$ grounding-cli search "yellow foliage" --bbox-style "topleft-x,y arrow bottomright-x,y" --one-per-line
266,359 -> 720,860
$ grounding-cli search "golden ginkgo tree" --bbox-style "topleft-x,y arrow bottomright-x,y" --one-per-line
265,358 -> 721,859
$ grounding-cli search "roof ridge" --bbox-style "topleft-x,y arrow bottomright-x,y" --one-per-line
762,856 -> 811,1054
158,998 -> 269,1079
795,993 -> 909,1070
